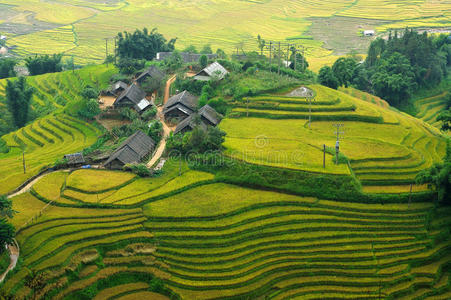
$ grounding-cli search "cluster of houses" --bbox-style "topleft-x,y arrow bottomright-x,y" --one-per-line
90,59 -> 228,169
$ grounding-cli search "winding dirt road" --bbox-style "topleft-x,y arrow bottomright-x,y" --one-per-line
147,75 -> 176,168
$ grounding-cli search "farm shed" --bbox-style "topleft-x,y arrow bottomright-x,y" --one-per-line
156,52 -> 217,63
64,152 -> 85,166
194,62 -> 229,81
104,81 -> 128,96
113,83 -> 152,113
163,90 -> 198,122
136,65 -> 164,85
363,30 -> 375,36
174,104 -> 223,134
104,130 -> 155,169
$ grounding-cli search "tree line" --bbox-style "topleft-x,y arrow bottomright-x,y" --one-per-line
319,29 -> 451,107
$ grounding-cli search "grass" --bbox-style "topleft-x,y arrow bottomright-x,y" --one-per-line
66,170 -> 136,192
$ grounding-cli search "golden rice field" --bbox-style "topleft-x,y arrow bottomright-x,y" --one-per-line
4,169 -> 451,299
1,0 -> 450,67
221,84 -> 446,190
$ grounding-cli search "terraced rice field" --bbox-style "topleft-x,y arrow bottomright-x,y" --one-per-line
414,91 -> 449,130
5,170 -> 451,299
0,64 -> 116,117
2,0 -> 450,68
0,113 -> 101,194
222,84 -> 446,189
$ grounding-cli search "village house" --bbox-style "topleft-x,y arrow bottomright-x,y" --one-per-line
155,52 -> 217,63
104,130 -> 155,169
136,65 -> 164,85
363,30 -> 375,37
174,104 -> 223,134
63,152 -> 85,166
113,83 -> 152,113
104,81 -> 128,97
194,62 -> 229,81
163,90 -> 199,122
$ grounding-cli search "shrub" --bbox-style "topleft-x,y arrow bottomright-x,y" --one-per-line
80,86 -> 99,100
141,107 -> 157,121
109,73 -> 131,84
119,108 -> 139,121
124,163 -> 151,177
77,99 -> 101,120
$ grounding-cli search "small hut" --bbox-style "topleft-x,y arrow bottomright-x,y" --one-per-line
163,90 -> 198,122
64,152 -> 85,166
113,83 -> 152,113
136,66 -> 165,85
194,62 -> 229,81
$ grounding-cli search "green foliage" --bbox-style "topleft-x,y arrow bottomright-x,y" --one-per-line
318,66 -> 339,89
163,50 -> 184,72
147,119 -> 162,144
141,106 -> 157,121
25,54 -> 63,76
200,44 -> 213,54
119,107 -> 139,121
24,270 -> 47,297
109,73 -> 131,84
416,141 -> 451,203
332,57 -> 357,88
116,28 -> 176,61
0,219 -> 14,250
5,77 -> 34,128
116,57 -> 145,75
0,195 -> 15,218
141,75 -> 163,94
199,54 -> 208,69
207,97 -> 228,115
167,126 -> 226,154
0,58 -> 17,79
124,163 -> 151,177
80,86 -> 99,100
437,108 -> 451,131
77,98 -> 101,120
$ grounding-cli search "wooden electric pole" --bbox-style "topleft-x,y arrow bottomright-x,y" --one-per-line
22,151 -> 26,174
323,144 -> 326,169
278,42 -> 281,75
269,41 -> 272,67
333,124 -> 344,165
104,38 -> 109,66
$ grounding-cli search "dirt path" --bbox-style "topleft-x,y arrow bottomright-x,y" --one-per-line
147,75 -> 176,168
8,172 -> 50,198
0,240 -> 18,283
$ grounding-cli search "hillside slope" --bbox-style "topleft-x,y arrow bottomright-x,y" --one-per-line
221,84 -> 446,189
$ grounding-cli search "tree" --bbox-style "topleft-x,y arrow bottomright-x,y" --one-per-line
257,35 -> 266,56
183,45 -> 198,54
437,109 -> 451,131
318,66 -> 339,89
25,54 -> 63,75
5,77 -> 34,128
164,51 -> 183,72
78,98 -> 100,120
216,48 -> 227,59
199,54 -> 208,69
141,76 -> 163,94
200,45 -> 213,54
290,51 -> 308,72
116,28 -> 176,61
0,58 -> 16,79
416,142 -> 451,203
116,57 -> 145,75
0,195 -> 15,218
332,57 -> 357,87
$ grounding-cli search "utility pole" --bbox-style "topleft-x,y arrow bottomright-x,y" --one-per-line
308,96 -> 315,129
293,47 -> 297,71
286,43 -> 290,67
104,38 -> 109,66
22,151 -> 26,174
323,144 -> 326,169
278,42 -> 281,75
269,41 -> 272,67
72,55 -> 75,74
114,36 -> 117,64
333,124 -> 344,165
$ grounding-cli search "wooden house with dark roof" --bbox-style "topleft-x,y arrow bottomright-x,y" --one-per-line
63,152 -> 85,166
174,104 -> 223,134
113,83 -> 152,113
136,65 -> 164,85
104,130 -> 155,169
163,90 -> 198,122
194,62 -> 229,81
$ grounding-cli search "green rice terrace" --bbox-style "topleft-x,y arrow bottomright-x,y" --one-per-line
0,63 -> 450,299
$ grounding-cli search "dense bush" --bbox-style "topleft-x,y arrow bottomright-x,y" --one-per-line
167,126 -> 226,154
0,58 -> 16,79
25,54 -> 63,75
109,73 -> 131,84
5,77 -> 34,128
80,86 -> 99,100
77,98 -> 101,120
124,163 -> 152,177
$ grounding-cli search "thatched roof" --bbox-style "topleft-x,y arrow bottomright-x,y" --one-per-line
163,90 -> 198,113
136,65 -> 164,83
194,62 -> 229,81
104,130 -> 155,167
114,84 -> 146,106
174,104 -> 222,134
64,152 -> 85,165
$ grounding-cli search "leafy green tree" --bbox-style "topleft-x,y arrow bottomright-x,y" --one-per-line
116,57 -> 145,75
318,66 -> 339,89
332,57 -> 357,87
207,97 -> 228,115
289,52 -> 308,71
257,35 -> 266,56
78,99 -> 100,120
0,58 -> 16,79
25,54 -> 63,75
24,270 -> 47,300
5,77 -> 34,128
416,142 -> 451,202
200,45 -> 213,54
437,109 -> 451,131
199,54 -> 208,69
164,51 -> 183,72
183,45 -> 198,54
370,52 -> 416,106
116,28 -> 176,61
216,48 -> 227,59
0,195 -> 15,218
